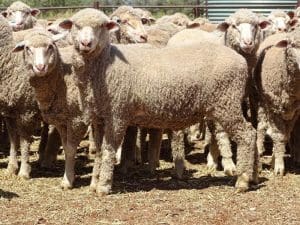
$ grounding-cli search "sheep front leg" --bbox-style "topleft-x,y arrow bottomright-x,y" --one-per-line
18,137 -> 31,179
5,118 -> 20,175
57,126 -> 77,189
256,107 -> 268,156
206,121 -> 219,173
96,122 -> 126,196
90,123 -> 104,191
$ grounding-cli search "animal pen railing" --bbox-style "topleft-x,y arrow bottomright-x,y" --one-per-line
0,0 -> 299,23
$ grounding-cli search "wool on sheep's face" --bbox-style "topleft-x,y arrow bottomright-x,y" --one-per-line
5,9 -> 31,31
111,13 -> 148,43
13,34 -> 58,77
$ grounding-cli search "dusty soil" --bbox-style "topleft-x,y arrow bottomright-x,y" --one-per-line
0,140 -> 300,225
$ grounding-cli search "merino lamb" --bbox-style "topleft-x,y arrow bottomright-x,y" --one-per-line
13,31 -> 91,189
253,30 -> 300,175
59,8 -> 257,196
2,1 -> 40,31
0,15 -> 56,178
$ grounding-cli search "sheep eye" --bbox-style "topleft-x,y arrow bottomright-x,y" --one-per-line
74,24 -> 81,29
47,44 -> 53,52
26,46 -> 32,54
141,18 -> 148,25
232,24 -> 237,29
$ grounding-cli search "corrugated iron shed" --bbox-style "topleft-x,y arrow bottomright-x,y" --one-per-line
206,0 -> 297,23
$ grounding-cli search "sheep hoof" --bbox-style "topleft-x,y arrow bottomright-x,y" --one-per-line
273,158 -> 285,176
6,164 -> 18,175
18,172 -> 30,180
18,165 -> 31,179
60,181 -> 73,190
205,164 -> 217,176
96,185 -> 111,197
235,173 -> 249,192
222,158 -> 237,176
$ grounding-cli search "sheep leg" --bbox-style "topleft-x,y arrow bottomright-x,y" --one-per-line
256,107 -> 268,155
206,120 -> 219,173
119,126 -> 138,174
18,137 -> 31,179
56,126 -> 77,189
88,125 -> 96,156
40,125 -> 61,169
38,122 -> 49,166
171,130 -> 185,179
215,123 -> 236,176
135,128 -> 142,165
232,122 -> 257,192
147,128 -> 163,174
90,123 -> 104,191
269,123 -> 287,176
140,128 -> 148,164
5,118 -> 20,175
96,120 -> 126,196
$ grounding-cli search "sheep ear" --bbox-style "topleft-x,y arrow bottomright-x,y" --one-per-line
217,22 -> 230,32
186,22 -> 200,29
287,11 -> 295,19
1,11 -> 8,18
289,18 -> 298,27
31,8 -> 40,17
259,21 -> 270,30
105,21 -> 119,32
59,20 -> 73,30
47,21 -> 53,26
12,41 -> 25,53
275,39 -> 289,48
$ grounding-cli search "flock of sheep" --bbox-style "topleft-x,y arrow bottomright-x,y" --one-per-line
0,1 -> 299,196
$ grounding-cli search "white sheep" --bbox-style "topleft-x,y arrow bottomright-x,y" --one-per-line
59,8 -> 256,196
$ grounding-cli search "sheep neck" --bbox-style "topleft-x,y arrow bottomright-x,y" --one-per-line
29,66 -> 61,113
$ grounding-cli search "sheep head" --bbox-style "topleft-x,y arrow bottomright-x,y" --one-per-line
12,32 -> 63,77
218,9 -> 270,54
2,1 -> 40,31
59,9 -> 118,57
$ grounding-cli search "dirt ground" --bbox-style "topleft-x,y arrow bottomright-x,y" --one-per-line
0,140 -> 300,225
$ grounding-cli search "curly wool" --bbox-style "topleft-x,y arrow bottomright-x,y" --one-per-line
7,1 -> 31,12
226,8 -> 259,25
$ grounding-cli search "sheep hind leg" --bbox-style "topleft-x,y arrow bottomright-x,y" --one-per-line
18,137 -> 31,179
5,118 -> 20,175
171,130 -> 185,179
206,121 -> 219,175
232,122 -> 257,192
269,125 -> 287,176
214,122 -> 236,176
147,128 -> 163,175
40,126 -> 61,169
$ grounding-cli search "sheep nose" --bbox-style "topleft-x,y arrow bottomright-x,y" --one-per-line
81,40 -> 92,47
244,40 -> 253,46
140,34 -> 148,42
36,64 -> 46,71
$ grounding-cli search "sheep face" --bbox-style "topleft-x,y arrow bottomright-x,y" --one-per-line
268,11 -> 295,34
59,12 -> 118,56
111,13 -> 148,43
13,34 -> 60,77
2,1 -> 40,31
219,20 -> 268,54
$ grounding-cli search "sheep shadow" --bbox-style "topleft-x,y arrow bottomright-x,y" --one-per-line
0,189 -> 19,200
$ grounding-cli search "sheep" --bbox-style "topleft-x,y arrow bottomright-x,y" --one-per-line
2,1 -> 40,31
59,8 -> 257,195
13,30 -> 91,189
253,29 -> 300,176
262,10 -> 296,39
186,17 -> 218,32
156,12 -> 191,27
145,22 -> 183,47
289,117 -> 300,166
110,6 -> 148,44
132,8 -> 156,25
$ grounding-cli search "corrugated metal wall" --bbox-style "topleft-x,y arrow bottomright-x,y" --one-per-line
207,0 -> 297,23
